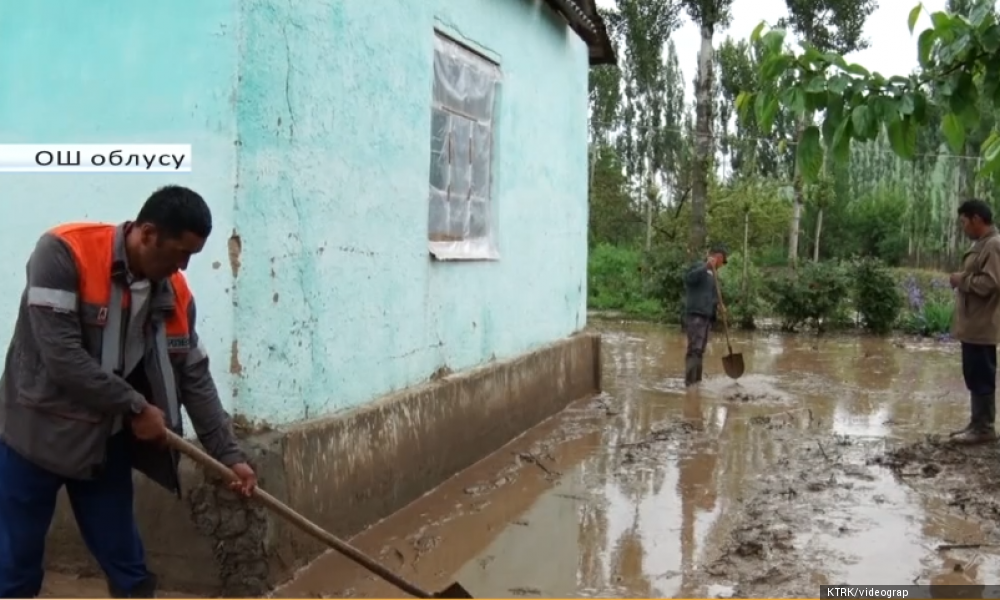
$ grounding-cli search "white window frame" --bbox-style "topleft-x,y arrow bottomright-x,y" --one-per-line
427,32 -> 501,261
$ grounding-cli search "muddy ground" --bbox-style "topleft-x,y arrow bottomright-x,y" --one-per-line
41,323 -> 1000,598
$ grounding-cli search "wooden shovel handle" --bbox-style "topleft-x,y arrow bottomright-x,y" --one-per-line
163,430 -> 434,598
710,263 -> 734,353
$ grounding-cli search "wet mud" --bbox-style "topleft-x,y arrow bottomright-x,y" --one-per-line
267,325 -> 1000,598
42,324 -> 1000,598
875,438 -> 1000,538
39,572 -> 196,598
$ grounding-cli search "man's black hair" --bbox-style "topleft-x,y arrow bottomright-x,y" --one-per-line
136,185 -> 212,239
710,243 -> 728,258
957,198 -> 994,226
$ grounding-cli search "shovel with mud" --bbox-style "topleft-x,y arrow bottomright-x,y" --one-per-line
165,430 -> 473,599
712,264 -> 745,379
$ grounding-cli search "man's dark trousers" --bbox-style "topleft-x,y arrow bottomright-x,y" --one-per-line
684,314 -> 712,386
0,432 -> 150,598
961,342 -> 997,431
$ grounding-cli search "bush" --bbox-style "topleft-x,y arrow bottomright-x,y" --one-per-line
768,261 -> 850,332
852,257 -> 903,335
718,252 -> 767,329
896,270 -> 954,337
893,268 -> 953,307
587,244 -> 650,314
900,301 -> 954,337
641,243 -> 689,323
587,243 -> 666,320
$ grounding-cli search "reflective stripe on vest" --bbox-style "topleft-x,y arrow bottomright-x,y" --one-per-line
106,283 -> 126,435
44,223 -> 187,433
101,283 -> 124,374
154,323 -> 181,426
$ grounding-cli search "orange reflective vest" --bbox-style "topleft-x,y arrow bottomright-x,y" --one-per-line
48,222 -> 193,426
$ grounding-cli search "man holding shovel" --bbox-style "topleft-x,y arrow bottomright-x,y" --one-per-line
682,244 -> 728,386
0,186 -> 257,598
949,198 -> 1000,445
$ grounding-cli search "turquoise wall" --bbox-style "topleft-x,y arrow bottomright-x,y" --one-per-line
233,0 -> 590,424
0,0 -> 240,423
0,0 -> 591,427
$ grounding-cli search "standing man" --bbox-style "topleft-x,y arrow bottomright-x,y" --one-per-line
950,198 -> 1000,445
682,244 -> 727,386
0,186 -> 257,598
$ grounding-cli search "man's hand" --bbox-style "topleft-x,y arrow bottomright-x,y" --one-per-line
228,463 -> 257,497
950,272 -> 963,289
706,256 -> 718,270
131,404 -> 167,443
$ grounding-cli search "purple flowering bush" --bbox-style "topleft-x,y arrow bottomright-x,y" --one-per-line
893,269 -> 954,338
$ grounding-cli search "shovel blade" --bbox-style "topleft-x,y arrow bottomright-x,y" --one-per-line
433,582 -> 474,598
722,353 -> 745,379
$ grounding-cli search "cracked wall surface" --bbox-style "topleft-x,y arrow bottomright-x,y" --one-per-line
0,0 -> 240,422
233,0 -> 591,425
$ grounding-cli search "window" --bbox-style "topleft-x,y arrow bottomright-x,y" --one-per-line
427,32 -> 501,261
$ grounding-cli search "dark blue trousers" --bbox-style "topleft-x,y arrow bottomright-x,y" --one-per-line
961,342 -> 997,396
0,433 -> 149,598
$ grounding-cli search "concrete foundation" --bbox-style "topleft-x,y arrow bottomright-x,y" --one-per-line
45,332 -> 601,595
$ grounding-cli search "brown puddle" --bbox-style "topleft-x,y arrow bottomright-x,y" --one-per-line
269,322 -> 1000,598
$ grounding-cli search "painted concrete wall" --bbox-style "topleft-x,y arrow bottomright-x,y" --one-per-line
0,0 -> 590,428
0,0 -> 240,421
233,0 -> 591,424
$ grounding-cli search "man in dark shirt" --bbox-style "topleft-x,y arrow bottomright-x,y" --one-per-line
682,244 -> 727,386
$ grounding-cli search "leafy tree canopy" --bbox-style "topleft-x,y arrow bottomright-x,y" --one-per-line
736,0 -> 1000,184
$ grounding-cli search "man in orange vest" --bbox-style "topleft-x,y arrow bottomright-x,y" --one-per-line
0,185 -> 257,598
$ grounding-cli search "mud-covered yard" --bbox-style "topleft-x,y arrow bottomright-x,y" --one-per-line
41,323 -> 1000,598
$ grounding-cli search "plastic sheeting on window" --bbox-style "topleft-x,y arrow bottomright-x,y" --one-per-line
427,34 -> 501,261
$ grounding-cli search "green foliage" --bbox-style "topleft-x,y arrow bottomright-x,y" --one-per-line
587,244 -> 662,319
604,0 -> 686,200
586,241 -> 954,337
842,185 -> 909,264
925,301 -> 955,335
589,145 -> 641,246
716,37 -> 796,178
641,243 -> 690,322
894,268 -> 955,336
852,257 -> 903,334
584,0 -> 1000,327
900,301 -> 955,336
739,0 -> 1000,183
717,252 -> 768,329
767,261 -> 851,331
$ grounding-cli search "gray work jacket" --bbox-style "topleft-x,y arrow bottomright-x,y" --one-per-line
0,222 -> 246,494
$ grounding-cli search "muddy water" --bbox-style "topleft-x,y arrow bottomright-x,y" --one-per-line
265,321 -> 1000,599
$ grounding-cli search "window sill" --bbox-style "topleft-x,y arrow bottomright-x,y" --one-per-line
430,253 -> 500,262
428,241 -> 500,262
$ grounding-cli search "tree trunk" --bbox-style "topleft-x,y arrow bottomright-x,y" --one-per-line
688,24 -> 715,256
789,173 -> 803,266
742,208 -> 750,300
588,141 -> 597,193
645,177 -> 654,252
812,207 -> 823,262
788,119 -> 806,267
644,163 -> 656,251
948,156 -> 965,264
